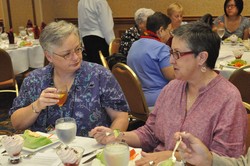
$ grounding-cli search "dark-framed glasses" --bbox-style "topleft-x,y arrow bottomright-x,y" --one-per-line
170,49 -> 194,60
53,46 -> 83,60
226,4 -> 236,9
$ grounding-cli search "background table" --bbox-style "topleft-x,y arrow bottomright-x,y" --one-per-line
215,43 -> 250,79
6,45 -> 45,75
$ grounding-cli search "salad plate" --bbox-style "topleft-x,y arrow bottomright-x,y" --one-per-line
219,60 -> 247,69
22,131 -> 60,153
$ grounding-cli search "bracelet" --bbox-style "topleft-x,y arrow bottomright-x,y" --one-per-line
32,103 -> 40,114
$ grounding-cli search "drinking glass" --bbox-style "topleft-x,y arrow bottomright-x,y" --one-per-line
27,27 -> 34,39
1,135 -> 24,164
56,85 -> 68,107
55,117 -> 77,145
56,145 -> 84,166
232,49 -> 244,59
104,141 -> 129,166
217,28 -> 225,43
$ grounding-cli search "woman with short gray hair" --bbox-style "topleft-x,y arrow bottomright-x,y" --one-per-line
119,8 -> 154,56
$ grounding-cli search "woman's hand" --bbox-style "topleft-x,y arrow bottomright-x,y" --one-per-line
89,126 -> 115,144
135,151 -> 172,166
36,87 -> 59,110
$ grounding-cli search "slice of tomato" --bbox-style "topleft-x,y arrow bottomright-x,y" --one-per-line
130,149 -> 138,160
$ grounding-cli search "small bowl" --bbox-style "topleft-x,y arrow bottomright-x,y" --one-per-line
232,49 -> 244,59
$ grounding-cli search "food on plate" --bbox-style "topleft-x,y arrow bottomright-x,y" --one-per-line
19,41 -> 33,47
1,135 -> 24,157
56,146 -> 84,166
22,130 -> 52,149
224,35 -> 242,43
157,158 -> 174,166
227,59 -> 247,68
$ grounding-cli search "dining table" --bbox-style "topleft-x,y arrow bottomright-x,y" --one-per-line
0,38 -> 45,75
0,133 -> 142,166
215,41 -> 250,79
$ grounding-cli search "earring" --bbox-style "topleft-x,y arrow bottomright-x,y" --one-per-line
201,66 -> 207,73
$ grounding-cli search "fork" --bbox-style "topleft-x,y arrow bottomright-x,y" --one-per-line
171,136 -> 182,163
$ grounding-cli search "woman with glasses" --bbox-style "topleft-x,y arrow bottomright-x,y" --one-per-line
9,21 -> 129,136
214,0 -> 250,40
90,22 -> 247,165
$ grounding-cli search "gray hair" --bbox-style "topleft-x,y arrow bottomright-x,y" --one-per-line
173,21 -> 221,69
134,8 -> 155,25
39,20 -> 80,53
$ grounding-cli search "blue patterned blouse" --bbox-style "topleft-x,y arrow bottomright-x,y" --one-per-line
9,62 -> 129,136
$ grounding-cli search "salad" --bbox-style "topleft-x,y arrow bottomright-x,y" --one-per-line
227,59 -> 247,68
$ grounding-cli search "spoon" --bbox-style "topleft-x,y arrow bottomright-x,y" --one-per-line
171,136 -> 182,163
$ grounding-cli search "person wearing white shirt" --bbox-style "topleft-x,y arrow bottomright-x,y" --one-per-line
78,0 -> 115,64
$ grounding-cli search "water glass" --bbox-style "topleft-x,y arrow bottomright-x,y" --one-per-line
55,117 -> 77,145
104,141 -> 129,166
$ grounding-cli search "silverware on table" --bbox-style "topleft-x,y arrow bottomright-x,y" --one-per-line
82,155 -> 96,164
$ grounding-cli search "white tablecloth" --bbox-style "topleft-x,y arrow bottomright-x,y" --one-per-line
215,43 -> 250,79
0,135 -> 104,166
6,45 -> 45,75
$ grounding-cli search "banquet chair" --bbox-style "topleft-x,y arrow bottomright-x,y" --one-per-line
112,63 -> 149,122
0,49 -> 19,96
229,65 -> 250,104
109,38 -> 121,56
246,113 -> 250,153
99,51 -> 110,70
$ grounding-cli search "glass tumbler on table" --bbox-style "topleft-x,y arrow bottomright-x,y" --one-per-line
104,141 -> 130,166
55,117 -> 77,145
1,135 -> 24,164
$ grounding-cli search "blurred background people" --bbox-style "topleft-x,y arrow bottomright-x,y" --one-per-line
90,22 -> 247,165
214,0 -> 250,40
119,8 -> 155,57
175,132 -> 250,166
78,0 -> 115,64
127,12 -> 175,107
166,2 -> 185,46
9,21 -> 129,137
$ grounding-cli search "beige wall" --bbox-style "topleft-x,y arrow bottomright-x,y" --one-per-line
0,0 -> 249,32
108,0 -> 249,17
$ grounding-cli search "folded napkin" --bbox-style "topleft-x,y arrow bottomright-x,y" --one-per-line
8,29 -> 15,44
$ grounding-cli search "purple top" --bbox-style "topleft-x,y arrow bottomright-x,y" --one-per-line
134,75 -> 247,157
9,62 -> 129,136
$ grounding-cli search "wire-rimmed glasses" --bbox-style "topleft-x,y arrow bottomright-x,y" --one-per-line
53,46 -> 83,60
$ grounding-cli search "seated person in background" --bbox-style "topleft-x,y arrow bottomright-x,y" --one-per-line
199,13 -> 216,30
127,12 -> 175,107
213,0 -> 250,40
119,8 -> 155,56
9,21 -> 129,136
90,21 -> 247,165
175,132 -> 250,166
166,2 -> 186,46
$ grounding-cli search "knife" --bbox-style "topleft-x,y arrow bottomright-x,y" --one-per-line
82,155 -> 96,164
82,149 -> 98,158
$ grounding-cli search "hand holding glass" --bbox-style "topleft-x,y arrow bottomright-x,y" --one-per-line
55,117 -> 77,145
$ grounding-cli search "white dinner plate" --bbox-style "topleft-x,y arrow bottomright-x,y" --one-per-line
22,131 -> 60,153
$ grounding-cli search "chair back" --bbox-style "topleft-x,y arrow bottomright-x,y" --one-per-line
246,113 -> 250,153
99,51 -> 110,70
112,63 -> 149,122
0,49 -> 19,96
109,38 -> 121,55
229,65 -> 250,103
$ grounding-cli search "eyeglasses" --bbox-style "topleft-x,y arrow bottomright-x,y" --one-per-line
53,46 -> 83,60
226,4 -> 236,9
170,49 -> 194,60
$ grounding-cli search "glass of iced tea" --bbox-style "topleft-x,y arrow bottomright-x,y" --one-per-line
56,85 -> 68,107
